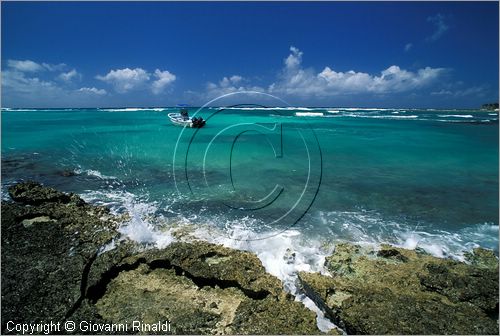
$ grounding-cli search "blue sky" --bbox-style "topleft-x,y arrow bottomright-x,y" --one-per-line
2,1 -> 498,108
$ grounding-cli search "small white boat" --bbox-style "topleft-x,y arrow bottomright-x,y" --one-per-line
168,107 -> 206,128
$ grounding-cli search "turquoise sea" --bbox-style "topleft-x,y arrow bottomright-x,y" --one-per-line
1,106 -> 498,267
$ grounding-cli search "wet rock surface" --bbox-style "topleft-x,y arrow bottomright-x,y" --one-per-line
298,243 -> 499,335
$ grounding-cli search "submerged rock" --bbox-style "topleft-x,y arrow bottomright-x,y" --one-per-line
298,243 -> 499,335
57,169 -> 78,177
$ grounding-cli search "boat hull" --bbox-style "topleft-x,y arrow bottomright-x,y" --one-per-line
168,113 -> 206,128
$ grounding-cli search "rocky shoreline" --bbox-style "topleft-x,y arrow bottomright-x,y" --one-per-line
2,182 -> 499,334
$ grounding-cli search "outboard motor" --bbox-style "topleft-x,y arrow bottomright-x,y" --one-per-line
192,117 -> 206,128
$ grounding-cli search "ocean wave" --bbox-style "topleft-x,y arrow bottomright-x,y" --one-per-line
295,112 -> 324,117
78,186 -> 498,332
1,108 -> 38,112
98,107 -> 168,112
75,168 -> 117,180
80,189 -> 176,249
438,114 -> 474,118
339,107 -> 392,111
437,119 -> 493,123
128,199 -> 497,263
222,106 -> 317,111
316,209 -> 498,260
344,114 -> 419,119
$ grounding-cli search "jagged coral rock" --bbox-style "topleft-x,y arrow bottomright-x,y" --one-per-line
1,182 -> 120,333
299,243 -> 499,335
90,242 -> 320,334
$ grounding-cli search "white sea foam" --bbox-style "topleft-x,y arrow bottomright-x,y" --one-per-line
343,114 -> 418,119
438,114 -> 473,118
437,119 -> 491,123
189,223 -> 337,332
82,189 -> 175,249
222,106 -> 317,111
316,209 -> 498,260
75,168 -> 117,180
326,110 -> 340,113
1,108 -> 35,112
295,112 -> 324,117
98,107 -> 168,112
397,224 -> 499,261
339,107 -> 392,112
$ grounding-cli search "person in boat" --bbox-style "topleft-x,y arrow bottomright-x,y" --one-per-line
180,108 -> 189,120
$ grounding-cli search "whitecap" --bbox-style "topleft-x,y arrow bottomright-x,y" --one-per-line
343,114 -> 418,119
438,114 -> 473,118
98,107 -> 168,112
295,112 -> 324,117
75,168 -> 117,180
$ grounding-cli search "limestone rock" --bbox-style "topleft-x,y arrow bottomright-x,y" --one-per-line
1,183 -> 120,333
8,181 -> 73,205
89,242 -> 320,334
299,243 -> 498,334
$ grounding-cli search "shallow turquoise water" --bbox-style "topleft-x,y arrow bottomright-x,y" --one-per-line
2,107 -> 498,255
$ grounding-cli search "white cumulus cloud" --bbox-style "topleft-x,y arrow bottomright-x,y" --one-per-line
6,59 -> 67,73
269,47 -> 446,97
58,69 -> 81,82
2,68 -> 108,107
77,87 -> 107,95
285,46 -> 303,69
96,68 -> 150,93
7,60 -> 44,72
205,75 -> 264,98
2,69 -> 60,94
42,62 -> 67,72
151,69 -> 176,94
